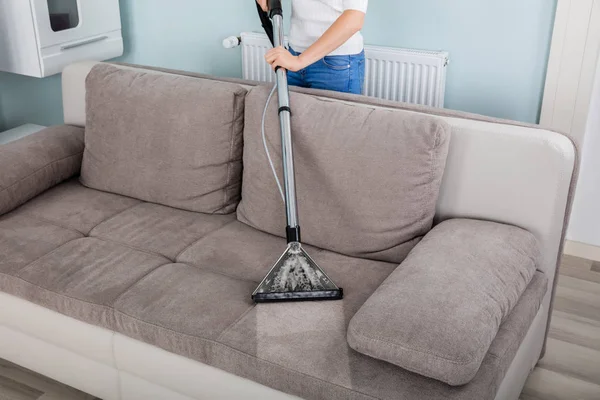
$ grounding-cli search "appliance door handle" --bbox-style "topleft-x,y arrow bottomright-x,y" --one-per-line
61,36 -> 108,51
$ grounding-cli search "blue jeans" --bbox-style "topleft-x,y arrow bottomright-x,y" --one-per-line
287,47 -> 365,95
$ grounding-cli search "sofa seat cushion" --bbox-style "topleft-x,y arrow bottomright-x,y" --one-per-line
17,178 -> 141,235
81,64 -> 246,214
114,263 -> 257,361
2,237 -> 169,330
347,219 -> 541,386
119,220 -> 546,400
0,203 -> 549,399
0,211 -> 83,275
90,202 -> 236,260
237,85 -> 451,264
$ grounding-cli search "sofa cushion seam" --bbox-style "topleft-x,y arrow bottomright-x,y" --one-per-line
87,235 -> 173,262
4,261 -> 173,314
88,202 -> 143,236
349,326 -> 479,365
0,152 -> 83,195
15,238 -> 84,276
181,262 -> 259,284
113,308 -> 379,400
174,219 -> 238,260
19,213 -> 87,237
110,262 -> 174,306
1,270 -> 116,312
216,304 -> 257,342
223,92 -> 242,209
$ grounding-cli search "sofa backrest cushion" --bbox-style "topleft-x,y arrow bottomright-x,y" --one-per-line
80,64 -> 246,214
237,85 -> 451,263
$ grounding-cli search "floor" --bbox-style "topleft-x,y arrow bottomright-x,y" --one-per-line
521,255 -> 600,400
0,255 -> 598,400
0,360 -> 97,400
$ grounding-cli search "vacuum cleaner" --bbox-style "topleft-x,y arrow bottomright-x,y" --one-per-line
251,0 -> 344,303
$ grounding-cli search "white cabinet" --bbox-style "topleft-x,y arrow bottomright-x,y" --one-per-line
0,0 -> 123,78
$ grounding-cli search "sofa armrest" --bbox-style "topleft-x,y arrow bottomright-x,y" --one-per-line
0,125 -> 84,217
347,218 -> 541,386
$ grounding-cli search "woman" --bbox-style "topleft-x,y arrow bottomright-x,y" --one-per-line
257,0 -> 368,95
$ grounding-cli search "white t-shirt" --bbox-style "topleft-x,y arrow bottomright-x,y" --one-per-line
289,0 -> 368,56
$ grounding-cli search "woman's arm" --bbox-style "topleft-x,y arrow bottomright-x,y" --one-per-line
256,0 -> 268,11
265,10 -> 365,72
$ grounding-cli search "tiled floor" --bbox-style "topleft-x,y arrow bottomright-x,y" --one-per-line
1,255 -> 599,400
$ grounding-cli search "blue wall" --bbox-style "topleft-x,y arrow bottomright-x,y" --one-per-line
0,100 -> 4,131
0,0 -> 556,130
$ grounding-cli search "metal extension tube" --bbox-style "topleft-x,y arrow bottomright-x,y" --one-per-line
271,13 -> 300,239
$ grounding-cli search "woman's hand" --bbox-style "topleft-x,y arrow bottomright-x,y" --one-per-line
256,0 -> 268,11
265,47 -> 304,72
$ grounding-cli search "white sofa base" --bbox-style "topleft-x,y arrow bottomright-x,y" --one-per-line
1,291 -> 544,400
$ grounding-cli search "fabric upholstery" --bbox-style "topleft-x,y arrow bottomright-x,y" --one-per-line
347,219 -> 541,386
81,64 -> 246,214
0,125 -> 84,217
18,179 -> 140,235
177,220 -> 290,282
0,193 -> 548,400
64,62 -> 579,360
212,273 -> 546,400
115,263 -> 256,361
0,210 -> 82,275
90,202 -> 236,260
113,63 -> 543,131
237,85 -> 451,263
113,220 -> 548,400
0,61 -> 560,399
8,238 -> 169,330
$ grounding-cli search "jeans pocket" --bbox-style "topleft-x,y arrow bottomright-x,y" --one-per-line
322,55 -> 351,71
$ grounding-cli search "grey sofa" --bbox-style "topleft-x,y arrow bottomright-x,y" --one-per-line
0,62 -> 576,400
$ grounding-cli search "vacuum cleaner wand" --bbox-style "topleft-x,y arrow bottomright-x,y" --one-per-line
252,0 -> 343,303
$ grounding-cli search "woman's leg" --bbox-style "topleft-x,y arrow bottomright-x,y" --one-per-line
347,51 -> 366,95
287,70 -> 304,87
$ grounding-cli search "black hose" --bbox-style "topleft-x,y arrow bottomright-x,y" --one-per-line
256,2 -> 275,47
268,0 -> 283,17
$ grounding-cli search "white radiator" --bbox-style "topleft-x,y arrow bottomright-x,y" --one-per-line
240,32 -> 449,107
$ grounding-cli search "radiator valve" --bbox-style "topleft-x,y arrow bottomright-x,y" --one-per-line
222,36 -> 241,49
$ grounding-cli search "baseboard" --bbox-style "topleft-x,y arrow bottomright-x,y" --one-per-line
564,240 -> 600,262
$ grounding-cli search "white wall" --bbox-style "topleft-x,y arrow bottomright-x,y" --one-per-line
568,56 -> 600,246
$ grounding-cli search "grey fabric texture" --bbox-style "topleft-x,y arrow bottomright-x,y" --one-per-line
0,195 -> 548,400
0,125 -> 84,217
0,62 -> 560,398
211,274 -> 546,400
237,85 -> 451,263
13,238 -> 169,330
114,62 -> 581,357
114,263 -> 257,362
0,210 -> 82,275
348,219 -> 541,386
90,202 -> 236,260
113,219 -> 547,400
80,64 -> 246,214
116,62 -> 544,130
18,178 -> 140,235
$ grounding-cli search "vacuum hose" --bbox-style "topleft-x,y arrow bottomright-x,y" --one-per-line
256,2 -> 275,47
258,0 -> 286,204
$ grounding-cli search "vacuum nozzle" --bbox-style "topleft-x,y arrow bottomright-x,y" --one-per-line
252,243 -> 343,303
